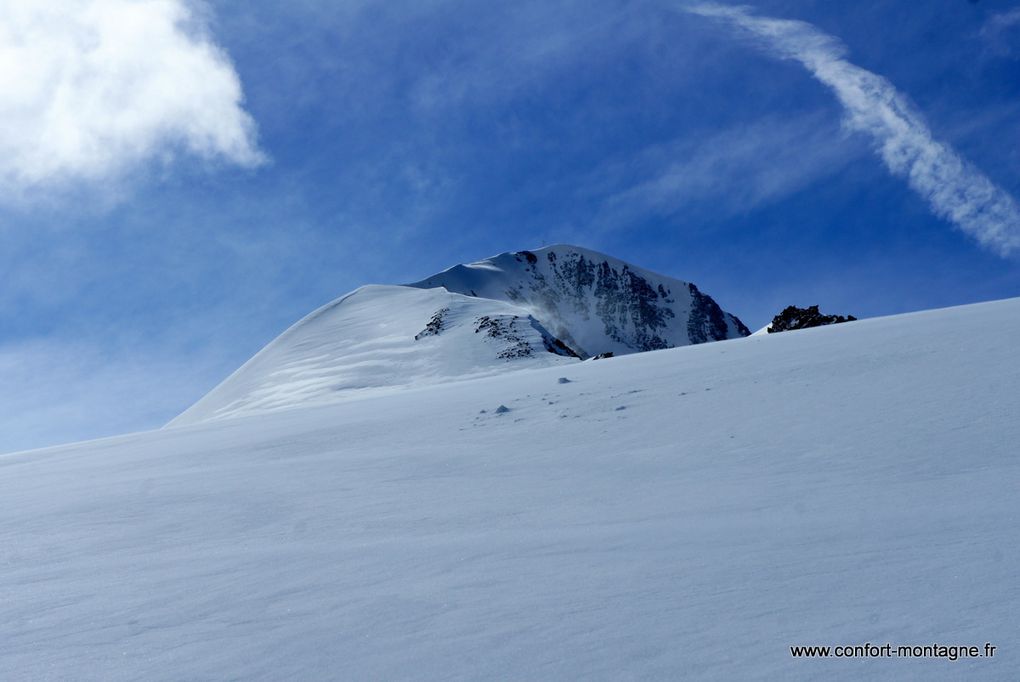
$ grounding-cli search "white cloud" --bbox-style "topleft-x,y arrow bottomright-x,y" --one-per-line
686,2 -> 1020,257
590,112 -> 862,225
981,8 -> 1020,56
0,0 -> 264,196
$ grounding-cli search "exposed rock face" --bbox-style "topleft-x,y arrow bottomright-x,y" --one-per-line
410,245 -> 749,358
767,305 -> 857,334
473,314 -> 580,361
414,308 -> 449,340
687,283 -> 734,344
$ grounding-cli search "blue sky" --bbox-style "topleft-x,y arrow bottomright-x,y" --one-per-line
2,0 -> 1019,453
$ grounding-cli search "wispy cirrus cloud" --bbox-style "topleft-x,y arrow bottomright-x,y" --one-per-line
980,8 -> 1020,56
589,112 -> 862,226
0,0 -> 264,199
685,2 -> 1020,257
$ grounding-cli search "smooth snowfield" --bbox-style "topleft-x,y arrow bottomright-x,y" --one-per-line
3,298 -> 1019,680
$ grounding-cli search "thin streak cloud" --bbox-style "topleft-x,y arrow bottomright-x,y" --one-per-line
685,2 -> 1020,257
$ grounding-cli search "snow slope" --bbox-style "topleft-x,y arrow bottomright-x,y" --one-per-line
171,285 -> 578,426
410,245 -> 749,357
3,298 -> 1019,680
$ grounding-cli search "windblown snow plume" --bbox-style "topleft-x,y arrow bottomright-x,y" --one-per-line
0,0 -> 263,196
686,3 -> 1020,257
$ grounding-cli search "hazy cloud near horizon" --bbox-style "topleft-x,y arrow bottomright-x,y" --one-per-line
686,2 -> 1020,258
0,0 -> 263,199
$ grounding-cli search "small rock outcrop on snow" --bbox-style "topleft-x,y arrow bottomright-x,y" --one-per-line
414,308 -> 449,340
767,305 -> 857,334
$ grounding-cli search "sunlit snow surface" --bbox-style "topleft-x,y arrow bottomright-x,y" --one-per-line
2,299 -> 1019,680
170,285 -> 578,426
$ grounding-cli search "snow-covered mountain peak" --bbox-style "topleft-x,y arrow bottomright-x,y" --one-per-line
409,244 -> 749,358
171,246 -> 747,426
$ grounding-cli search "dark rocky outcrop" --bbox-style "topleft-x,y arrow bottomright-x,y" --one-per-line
688,283 -> 748,343
414,308 -> 449,340
767,305 -> 857,334
475,314 -> 579,360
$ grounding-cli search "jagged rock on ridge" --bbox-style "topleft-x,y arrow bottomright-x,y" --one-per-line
767,305 -> 857,334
